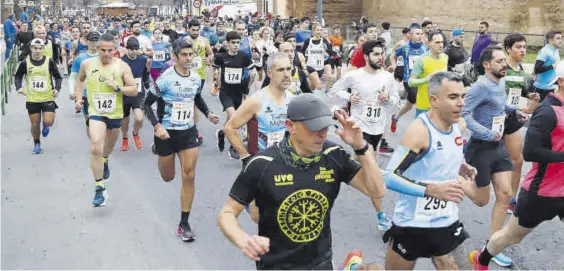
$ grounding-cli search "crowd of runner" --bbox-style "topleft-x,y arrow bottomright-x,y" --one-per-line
4,9 -> 564,270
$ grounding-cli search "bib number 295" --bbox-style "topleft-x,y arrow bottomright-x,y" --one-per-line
423,197 -> 447,210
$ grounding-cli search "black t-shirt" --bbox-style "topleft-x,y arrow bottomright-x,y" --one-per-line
444,42 -> 468,71
229,140 -> 361,270
214,52 -> 252,93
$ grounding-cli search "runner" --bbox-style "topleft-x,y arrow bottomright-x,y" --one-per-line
328,39 -> 396,231
120,37 -> 152,151
462,45 -> 530,267
123,21 -> 154,58
150,28 -> 172,81
70,21 -> 92,59
469,60 -> 564,271
214,31 -> 253,158
261,42 -> 311,94
375,71 -> 478,270
294,16 -> 311,52
408,30 -> 448,116
532,30 -> 562,101
390,27 -> 411,90
73,33 -> 138,207
328,24 -> 344,80
218,92 -> 384,270
347,23 -> 379,72
502,33 -> 540,213
18,25 -> 60,62
14,38 -> 63,154
142,38 -> 220,242
302,24 -> 334,90
389,27 -> 429,131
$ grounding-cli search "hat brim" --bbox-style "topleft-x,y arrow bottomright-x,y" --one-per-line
302,115 -> 334,131
548,76 -> 562,90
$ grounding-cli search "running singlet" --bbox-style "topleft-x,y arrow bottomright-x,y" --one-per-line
85,58 -> 124,119
413,52 -> 448,110
77,39 -> 89,55
395,41 -> 429,83
152,42 -> 172,70
305,39 -> 325,71
72,52 -> 99,97
505,65 -> 532,109
153,67 -> 202,130
25,56 -> 53,103
191,37 -> 208,79
43,40 -> 54,58
247,90 -> 294,154
239,37 -> 252,60
393,113 -> 463,228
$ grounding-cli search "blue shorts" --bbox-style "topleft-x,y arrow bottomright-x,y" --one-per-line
89,116 -> 123,129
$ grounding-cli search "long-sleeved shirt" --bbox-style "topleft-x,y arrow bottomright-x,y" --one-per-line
462,74 -> 517,141
470,33 -> 492,64
16,31 -> 34,47
3,19 -> 17,43
14,56 -> 63,90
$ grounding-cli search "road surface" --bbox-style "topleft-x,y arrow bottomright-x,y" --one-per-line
2,77 -> 563,270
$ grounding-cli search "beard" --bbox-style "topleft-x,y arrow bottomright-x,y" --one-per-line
491,69 -> 507,79
190,34 -> 199,39
368,59 -> 382,70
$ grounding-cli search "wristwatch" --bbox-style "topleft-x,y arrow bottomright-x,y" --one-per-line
114,85 -> 121,93
354,142 -> 370,155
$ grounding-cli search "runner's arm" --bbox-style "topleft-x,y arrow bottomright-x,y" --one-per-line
327,73 -> 352,101
385,74 -> 400,106
347,144 -> 385,199
461,82 -> 497,140
74,61 -> 88,99
194,92 -> 211,117
142,62 -> 152,89
224,95 -> 261,158
142,91 -> 160,126
48,58 -> 63,90
523,105 -> 564,163
407,58 -> 428,87
14,60 -> 28,90
298,69 -> 312,93
534,60 -> 554,74
383,119 -> 432,197
120,62 -> 139,97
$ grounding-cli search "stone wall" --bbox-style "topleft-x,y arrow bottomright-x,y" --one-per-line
285,0 -> 363,26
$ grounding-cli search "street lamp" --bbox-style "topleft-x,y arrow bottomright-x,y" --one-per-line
317,0 -> 322,25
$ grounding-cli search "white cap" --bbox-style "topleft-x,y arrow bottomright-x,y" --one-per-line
549,60 -> 564,88
30,38 -> 45,46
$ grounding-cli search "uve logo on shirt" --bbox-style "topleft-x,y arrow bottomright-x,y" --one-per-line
274,174 -> 294,186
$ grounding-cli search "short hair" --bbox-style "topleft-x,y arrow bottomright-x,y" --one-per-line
363,23 -> 377,34
479,45 -> 504,70
80,21 -> 91,27
503,33 -> 526,51
266,52 -> 289,71
99,33 -> 117,48
283,32 -> 296,41
362,39 -> 385,56
546,30 -> 562,41
428,72 -> 464,96
382,22 -> 390,30
130,20 -> 141,28
422,21 -> 433,28
402,27 -> 411,35
33,25 -> 46,35
480,21 -> 489,28
300,17 -> 310,23
226,31 -> 241,41
235,20 -> 246,27
332,24 -> 340,30
188,20 -> 200,29
152,28 -> 162,34
109,29 -> 120,37
427,30 -> 443,41
173,38 -> 193,55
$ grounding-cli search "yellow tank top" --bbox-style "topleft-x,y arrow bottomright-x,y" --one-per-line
86,58 -> 124,119
288,69 -> 302,95
44,40 -> 54,58
25,56 -> 53,103
191,37 -> 208,79
416,53 -> 448,110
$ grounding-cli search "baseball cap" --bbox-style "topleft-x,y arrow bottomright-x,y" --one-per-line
287,93 -> 334,131
30,38 -> 45,46
125,36 -> 140,50
452,28 -> 464,37
549,60 -> 564,87
86,31 -> 101,41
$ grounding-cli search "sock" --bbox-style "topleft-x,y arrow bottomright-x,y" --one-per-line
95,179 -> 105,188
377,211 -> 385,219
34,139 -> 40,144
180,211 -> 190,225
132,132 -> 139,136
510,197 -> 517,204
102,156 -> 108,163
478,242 -> 494,266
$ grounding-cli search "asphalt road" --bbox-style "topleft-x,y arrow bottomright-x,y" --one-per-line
2,76 -> 563,270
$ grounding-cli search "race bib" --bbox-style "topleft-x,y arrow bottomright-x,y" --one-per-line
362,100 -> 384,123
92,93 -> 117,113
397,55 -> 404,66
224,67 -> 242,84
308,54 -> 324,71
492,115 -> 505,134
506,88 -> 521,106
414,195 -> 456,221
267,131 -> 285,147
408,56 -> 415,69
29,76 -> 48,92
153,50 -> 166,61
191,56 -> 203,70
171,101 -> 194,125
135,78 -> 143,93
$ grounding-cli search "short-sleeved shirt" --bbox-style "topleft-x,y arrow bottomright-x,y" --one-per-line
214,52 -> 251,93
394,42 -> 429,82
534,45 -> 561,90
410,52 -> 448,110
229,140 -> 361,270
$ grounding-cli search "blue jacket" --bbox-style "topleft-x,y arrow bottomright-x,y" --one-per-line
4,19 -> 17,43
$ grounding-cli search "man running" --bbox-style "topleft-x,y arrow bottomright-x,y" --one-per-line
532,30 -> 562,101
74,33 -> 138,207
462,45 -> 530,267
329,39 -> 397,231
218,93 -> 384,270
376,72 -> 478,270
70,21 -> 92,60
347,23 -> 379,73
142,38 -> 220,242
123,20 -> 154,58
408,30 -> 448,116
120,37 -> 152,151
214,31 -> 253,158
328,24 -> 344,80
261,42 -> 311,94
14,38 -> 63,154
389,27 -> 429,131
18,25 -> 60,62
470,61 -> 564,270
502,33 -> 540,213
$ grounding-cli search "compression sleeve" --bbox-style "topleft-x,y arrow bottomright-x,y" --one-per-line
68,73 -> 77,95
142,91 -> 160,126
194,93 -> 210,117
383,145 -> 428,197
534,60 -> 554,74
